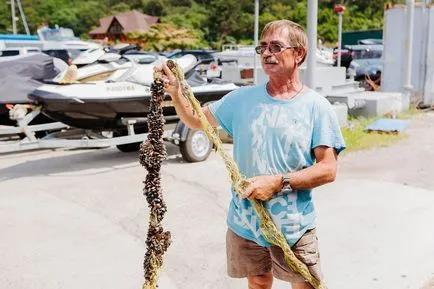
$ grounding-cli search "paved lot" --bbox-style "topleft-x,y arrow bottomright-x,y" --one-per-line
1,111 -> 434,289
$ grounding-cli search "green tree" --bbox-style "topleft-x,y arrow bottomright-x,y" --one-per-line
110,3 -> 131,14
141,0 -> 168,16
127,22 -> 206,51
0,0 -> 395,48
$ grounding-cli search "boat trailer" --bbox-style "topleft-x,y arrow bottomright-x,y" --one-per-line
0,110 -> 213,162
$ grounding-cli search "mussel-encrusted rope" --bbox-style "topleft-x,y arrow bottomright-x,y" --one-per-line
165,60 -> 327,289
139,72 -> 171,289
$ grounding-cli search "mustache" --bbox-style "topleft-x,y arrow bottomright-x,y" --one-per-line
263,57 -> 279,64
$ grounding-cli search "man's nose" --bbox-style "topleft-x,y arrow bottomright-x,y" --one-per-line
261,46 -> 273,57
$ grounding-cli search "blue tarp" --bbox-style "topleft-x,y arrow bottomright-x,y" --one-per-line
365,118 -> 411,133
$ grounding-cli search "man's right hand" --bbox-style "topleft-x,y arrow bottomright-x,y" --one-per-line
153,61 -> 182,98
152,60 -> 219,130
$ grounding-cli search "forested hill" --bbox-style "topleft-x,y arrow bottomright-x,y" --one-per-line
0,0 -> 404,48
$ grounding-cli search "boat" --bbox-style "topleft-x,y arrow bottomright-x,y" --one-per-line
0,26 -> 100,63
28,55 -> 238,130
0,52 -> 67,126
36,26 -> 100,52
72,43 -> 143,67
54,44 -> 165,82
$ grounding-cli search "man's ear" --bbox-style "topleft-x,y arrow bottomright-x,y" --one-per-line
295,48 -> 307,64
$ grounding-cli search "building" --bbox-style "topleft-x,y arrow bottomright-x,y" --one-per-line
89,10 -> 160,42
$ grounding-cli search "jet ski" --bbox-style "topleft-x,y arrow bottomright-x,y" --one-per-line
29,55 -> 238,130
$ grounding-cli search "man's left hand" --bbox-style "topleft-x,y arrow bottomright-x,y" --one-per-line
242,175 -> 280,201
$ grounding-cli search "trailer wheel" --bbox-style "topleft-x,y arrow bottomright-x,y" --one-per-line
179,128 -> 212,162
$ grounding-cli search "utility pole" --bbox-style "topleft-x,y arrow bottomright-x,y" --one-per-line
253,0 -> 259,85
404,0 -> 415,92
16,0 -> 30,35
334,5 -> 346,67
11,0 -> 17,34
306,0 -> 318,89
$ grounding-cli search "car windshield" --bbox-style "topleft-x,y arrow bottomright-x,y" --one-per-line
352,49 -> 382,59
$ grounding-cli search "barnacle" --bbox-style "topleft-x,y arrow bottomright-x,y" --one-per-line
140,74 -> 171,289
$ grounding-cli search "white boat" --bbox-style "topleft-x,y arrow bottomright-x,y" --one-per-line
29,55 -> 238,130
0,27 -> 100,63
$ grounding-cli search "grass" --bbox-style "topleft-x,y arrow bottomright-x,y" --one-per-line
341,107 -> 418,153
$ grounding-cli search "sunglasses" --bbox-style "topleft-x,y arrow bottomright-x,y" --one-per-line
254,43 -> 297,55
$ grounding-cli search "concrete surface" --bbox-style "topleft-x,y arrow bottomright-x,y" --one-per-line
1,111 -> 434,289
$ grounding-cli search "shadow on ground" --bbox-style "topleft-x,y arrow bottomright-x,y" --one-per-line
0,142 -> 186,181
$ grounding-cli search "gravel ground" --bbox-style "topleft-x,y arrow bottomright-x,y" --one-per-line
338,110 -> 434,288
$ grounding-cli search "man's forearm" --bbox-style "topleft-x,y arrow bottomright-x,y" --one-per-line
269,163 -> 336,193
170,88 -> 201,129
289,162 -> 336,190
243,162 -> 336,200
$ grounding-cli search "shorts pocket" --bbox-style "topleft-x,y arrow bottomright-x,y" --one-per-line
292,230 -> 319,266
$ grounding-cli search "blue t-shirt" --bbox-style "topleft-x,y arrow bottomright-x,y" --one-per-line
209,83 -> 346,247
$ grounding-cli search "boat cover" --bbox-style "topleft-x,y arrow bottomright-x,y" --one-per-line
0,53 -> 66,103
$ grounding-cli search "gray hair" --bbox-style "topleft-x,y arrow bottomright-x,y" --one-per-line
261,20 -> 308,65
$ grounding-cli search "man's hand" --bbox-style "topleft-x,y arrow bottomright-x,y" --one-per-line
242,175 -> 281,201
153,62 -> 181,98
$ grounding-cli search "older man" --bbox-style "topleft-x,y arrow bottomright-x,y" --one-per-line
158,20 -> 345,289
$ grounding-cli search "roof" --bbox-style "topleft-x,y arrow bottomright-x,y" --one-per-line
89,10 -> 159,35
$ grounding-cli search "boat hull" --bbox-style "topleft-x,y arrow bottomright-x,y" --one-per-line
29,84 -> 235,130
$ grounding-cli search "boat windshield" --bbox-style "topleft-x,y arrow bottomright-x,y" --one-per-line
39,28 -> 79,41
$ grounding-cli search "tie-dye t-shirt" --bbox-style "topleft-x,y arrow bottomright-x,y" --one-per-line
209,83 -> 346,246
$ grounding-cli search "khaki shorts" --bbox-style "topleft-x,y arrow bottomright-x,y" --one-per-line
226,228 -> 323,283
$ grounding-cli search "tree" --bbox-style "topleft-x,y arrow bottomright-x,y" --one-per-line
0,0 -> 391,47
206,0 -> 252,46
141,0 -> 168,16
127,23 -> 207,51
110,3 -> 131,14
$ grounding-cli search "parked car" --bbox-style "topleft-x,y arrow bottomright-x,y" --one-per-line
347,58 -> 382,80
357,38 -> 383,45
347,57 -> 383,91
333,44 -> 383,69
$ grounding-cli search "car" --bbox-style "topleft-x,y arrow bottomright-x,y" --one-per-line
347,58 -> 382,80
347,58 -> 382,90
357,38 -> 383,45
333,44 -> 383,69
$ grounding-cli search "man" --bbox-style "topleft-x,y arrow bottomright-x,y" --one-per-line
157,20 -> 345,289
